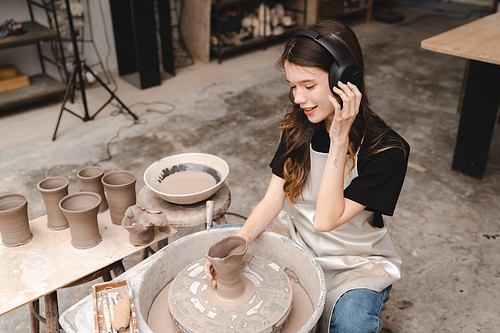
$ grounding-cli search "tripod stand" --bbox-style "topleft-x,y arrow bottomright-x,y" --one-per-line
52,0 -> 138,141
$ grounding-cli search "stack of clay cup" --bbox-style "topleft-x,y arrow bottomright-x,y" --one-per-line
0,167 -> 140,249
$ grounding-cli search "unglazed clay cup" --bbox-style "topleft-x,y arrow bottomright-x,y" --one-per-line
37,177 -> 69,230
102,171 -> 137,225
0,193 -> 33,247
59,192 -> 102,249
77,166 -> 108,213
207,235 -> 248,299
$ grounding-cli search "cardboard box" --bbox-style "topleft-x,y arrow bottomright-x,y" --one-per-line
0,73 -> 30,93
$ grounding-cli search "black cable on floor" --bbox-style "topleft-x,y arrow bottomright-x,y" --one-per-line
225,212 -> 248,221
93,100 -> 176,165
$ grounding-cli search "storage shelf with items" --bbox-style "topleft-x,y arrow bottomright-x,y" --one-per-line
0,1 -> 67,111
319,0 -> 373,23
211,0 -> 307,63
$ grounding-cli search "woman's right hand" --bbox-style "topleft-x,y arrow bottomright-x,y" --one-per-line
204,256 -> 217,288
328,81 -> 361,141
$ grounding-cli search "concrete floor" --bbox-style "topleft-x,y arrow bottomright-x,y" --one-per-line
1,4 -> 500,332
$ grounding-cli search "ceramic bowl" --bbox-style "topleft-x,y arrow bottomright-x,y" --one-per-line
144,153 -> 229,205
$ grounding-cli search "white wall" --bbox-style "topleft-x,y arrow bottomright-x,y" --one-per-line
0,0 -> 118,80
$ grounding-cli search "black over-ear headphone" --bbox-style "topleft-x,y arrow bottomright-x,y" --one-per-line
292,29 -> 363,93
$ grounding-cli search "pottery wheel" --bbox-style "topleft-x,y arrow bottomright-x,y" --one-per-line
168,254 -> 293,333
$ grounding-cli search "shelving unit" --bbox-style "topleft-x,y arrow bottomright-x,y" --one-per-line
0,1 -> 66,111
319,0 -> 373,22
211,0 -> 307,63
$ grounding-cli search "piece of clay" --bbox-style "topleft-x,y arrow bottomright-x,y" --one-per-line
111,299 -> 130,331
122,205 -> 170,246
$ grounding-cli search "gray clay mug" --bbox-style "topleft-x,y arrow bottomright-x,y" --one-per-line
77,166 -> 108,213
102,171 -> 137,225
0,193 -> 33,247
37,176 -> 69,230
59,192 -> 102,249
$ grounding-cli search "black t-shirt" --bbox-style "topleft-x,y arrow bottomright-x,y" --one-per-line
270,121 -> 410,228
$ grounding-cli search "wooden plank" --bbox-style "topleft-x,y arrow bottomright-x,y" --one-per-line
0,73 -> 30,93
0,74 -> 65,111
421,12 -> 500,65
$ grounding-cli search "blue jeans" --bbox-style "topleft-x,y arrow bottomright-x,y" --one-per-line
329,286 -> 392,333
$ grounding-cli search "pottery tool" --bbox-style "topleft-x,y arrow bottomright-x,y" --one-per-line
105,288 -> 118,333
206,200 -> 214,230
101,298 -> 113,333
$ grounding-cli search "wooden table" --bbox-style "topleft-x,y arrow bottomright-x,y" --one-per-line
0,210 -> 174,333
421,12 -> 500,179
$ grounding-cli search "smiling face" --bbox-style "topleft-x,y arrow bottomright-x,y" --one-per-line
284,60 -> 340,131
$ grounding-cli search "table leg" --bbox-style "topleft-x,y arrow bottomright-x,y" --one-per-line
452,60 -> 500,179
30,300 -> 40,333
44,292 -> 60,333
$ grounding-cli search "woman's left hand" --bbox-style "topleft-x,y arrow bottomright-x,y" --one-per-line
328,82 -> 362,140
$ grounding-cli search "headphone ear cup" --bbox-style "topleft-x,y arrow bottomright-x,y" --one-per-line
337,58 -> 363,89
329,61 -> 341,93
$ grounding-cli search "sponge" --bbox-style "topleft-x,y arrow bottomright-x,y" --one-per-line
111,299 -> 131,331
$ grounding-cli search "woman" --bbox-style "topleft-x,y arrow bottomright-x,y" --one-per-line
206,18 -> 409,333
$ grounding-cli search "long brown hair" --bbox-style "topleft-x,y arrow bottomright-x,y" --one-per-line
277,19 -> 399,204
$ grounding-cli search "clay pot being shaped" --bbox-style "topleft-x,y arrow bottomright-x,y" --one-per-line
77,166 -> 108,213
59,192 -> 102,249
122,205 -> 168,246
0,193 -> 33,247
102,171 -> 137,225
37,177 -> 69,230
206,235 -> 248,299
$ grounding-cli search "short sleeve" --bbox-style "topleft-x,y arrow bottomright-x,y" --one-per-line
344,138 -> 410,216
269,138 -> 287,179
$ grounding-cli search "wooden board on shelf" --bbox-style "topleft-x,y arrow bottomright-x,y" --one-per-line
0,73 -> 30,93
0,74 -> 65,111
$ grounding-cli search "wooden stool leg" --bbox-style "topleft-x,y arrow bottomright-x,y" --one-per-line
140,248 -> 149,260
112,260 -> 126,278
30,300 -> 40,333
102,271 -> 112,281
214,214 -> 227,226
44,292 -> 60,333
157,238 -> 169,250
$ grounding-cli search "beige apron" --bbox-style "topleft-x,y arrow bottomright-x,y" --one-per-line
278,147 -> 402,332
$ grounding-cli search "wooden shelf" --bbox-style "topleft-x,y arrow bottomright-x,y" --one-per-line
0,21 -> 59,50
216,0 -> 258,7
211,0 -> 307,63
210,25 -> 302,58
319,0 -> 373,22
0,74 -> 65,110
343,3 -> 371,16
